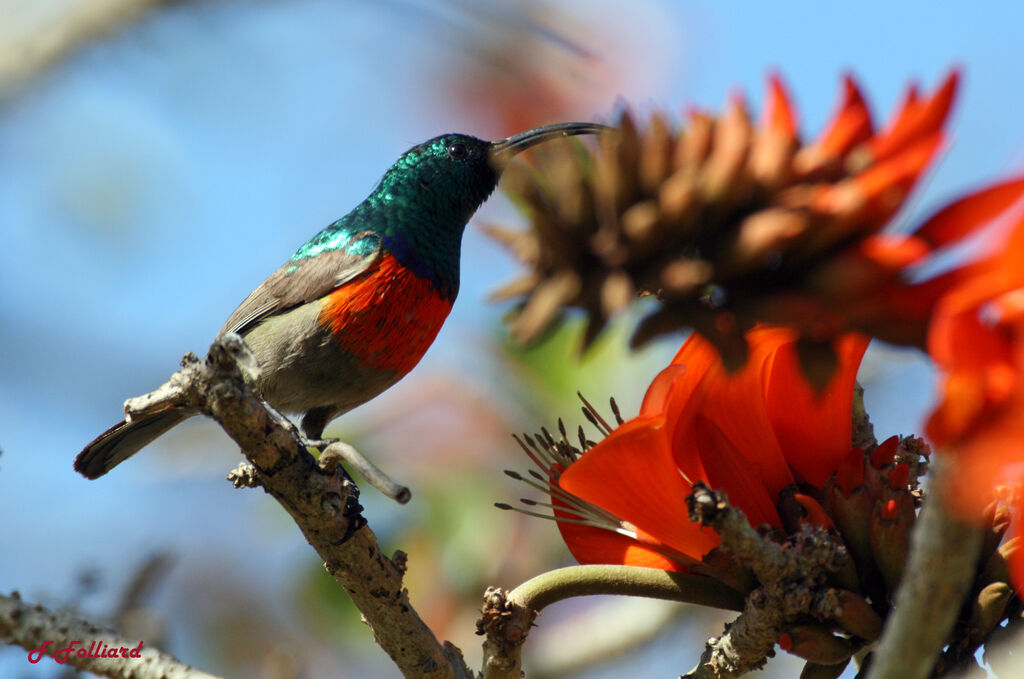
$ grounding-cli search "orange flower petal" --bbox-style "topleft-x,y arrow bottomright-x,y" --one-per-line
763,333 -> 869,487
913,177 -> 1024,249
925,213 -> 1024,518
995,289 -> 1024,321
816,74 -> 873,159
871,435 -> 900,469
937,216 -> 1024,317
694,415 -> 783,528
851,132 -> 944,217
693,329 -> 797,497
559,416 -> 720,561
836,448 -> 866,497
870,70 -> 959,163
809,132 -> 943,224
951,405 -> 1024,516
926,299 -> 1021,452
556,522 -> 691,572
661,332 -> 726,484
888,463 -> 911,490
928,304 -> 1014,377
762,73 -> 797,141
640,364 -> 688,416
670,327 -> 726,367
794,493 -> 835,530
860,234 -> 931,270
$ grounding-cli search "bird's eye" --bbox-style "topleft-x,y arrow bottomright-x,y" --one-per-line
447,143 -> 468,159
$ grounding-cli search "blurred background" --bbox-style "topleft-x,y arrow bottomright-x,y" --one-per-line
2,1 -> 1023,677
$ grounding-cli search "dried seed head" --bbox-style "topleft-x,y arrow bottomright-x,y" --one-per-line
489,72 -> 963,375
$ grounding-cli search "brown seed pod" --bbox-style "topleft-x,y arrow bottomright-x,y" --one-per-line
489,72 -> 969,376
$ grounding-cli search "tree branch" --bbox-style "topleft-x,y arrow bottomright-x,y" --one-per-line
867,455 -> 984,679
477,564 -> 745,679
0,0 -> 189,100
119,334 -> 472,679
0,591 -> 221,679
682,483 -> 859,679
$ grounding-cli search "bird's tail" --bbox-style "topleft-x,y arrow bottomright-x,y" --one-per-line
74,408 -> 193,479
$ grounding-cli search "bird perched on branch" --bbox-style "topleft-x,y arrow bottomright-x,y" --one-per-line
76,122 -> 607,479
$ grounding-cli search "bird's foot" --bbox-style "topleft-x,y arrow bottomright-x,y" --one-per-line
301,437 -> 340,451
260,399 -> 304,438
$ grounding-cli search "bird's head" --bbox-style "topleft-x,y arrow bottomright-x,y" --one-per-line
382,133 -> 498,218
364,122 -> 609,298
377,122 -> 610,225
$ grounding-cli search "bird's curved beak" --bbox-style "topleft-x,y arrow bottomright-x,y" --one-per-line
489,122 -> 612,170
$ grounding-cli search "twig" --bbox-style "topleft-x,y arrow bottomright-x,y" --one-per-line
477,564 -> 745,679
118,334 -> 472,679
851,381 -> 877,451
0,0 -> 184,100
320,440 -> 411,504
867,455 -> 983,679
686,483 -> 846,583
0,591 -> 221,679
682,483 -> 852,679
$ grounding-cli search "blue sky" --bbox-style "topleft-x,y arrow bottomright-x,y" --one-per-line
2,1 -> 1023,676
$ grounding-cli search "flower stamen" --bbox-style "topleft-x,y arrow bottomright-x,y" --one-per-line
578,391 -> 614,436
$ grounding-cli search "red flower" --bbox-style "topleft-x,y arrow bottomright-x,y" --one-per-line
548,327 -> 867,571
891,181 -> 1024,592
924,207 -> 1024,517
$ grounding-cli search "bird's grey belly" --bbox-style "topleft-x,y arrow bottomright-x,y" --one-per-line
235,301 -> 400,416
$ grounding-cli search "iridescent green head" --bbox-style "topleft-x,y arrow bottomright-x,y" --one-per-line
377,122 -> 609,223
327,122 -> 610,298
377,133 -> 500,225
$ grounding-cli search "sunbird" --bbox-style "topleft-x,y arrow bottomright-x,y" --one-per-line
76,122 -> 606,479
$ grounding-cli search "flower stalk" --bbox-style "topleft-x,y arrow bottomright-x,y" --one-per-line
478,565 -> 744,679
867,455 -> 984,679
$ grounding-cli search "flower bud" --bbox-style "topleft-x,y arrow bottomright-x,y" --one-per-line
833,589 -> 883,641
869,488 -> 914,594
781,624 -> 855,665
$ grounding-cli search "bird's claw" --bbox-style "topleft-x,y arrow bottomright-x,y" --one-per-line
302,437 -> 340,450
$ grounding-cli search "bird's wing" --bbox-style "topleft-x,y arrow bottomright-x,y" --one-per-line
219,231 -> 382,337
